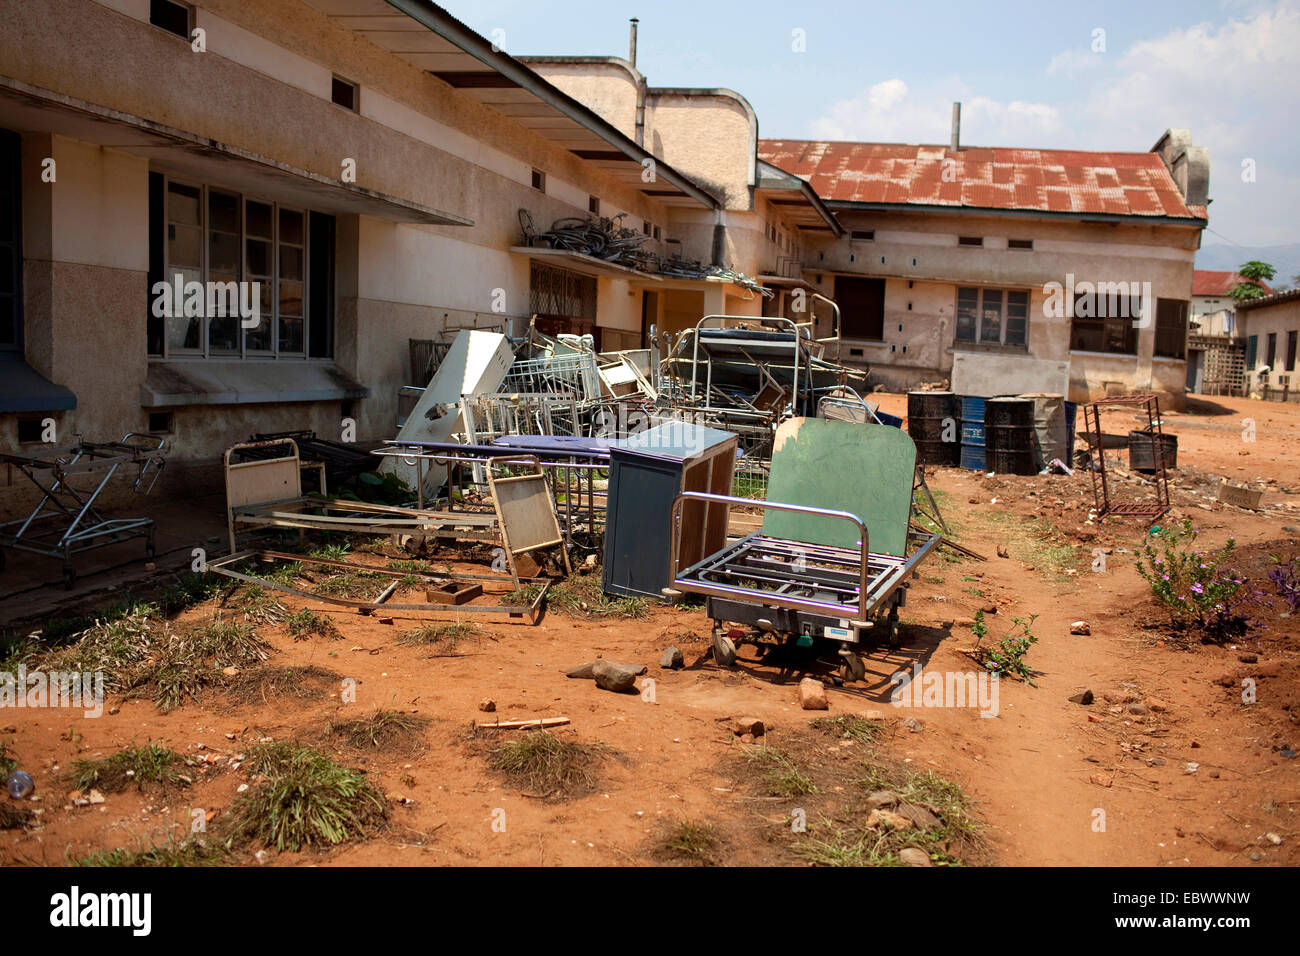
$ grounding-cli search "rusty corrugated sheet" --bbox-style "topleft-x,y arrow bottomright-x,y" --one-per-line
1193,270 -> 1272,296
757,140 -> 1203,219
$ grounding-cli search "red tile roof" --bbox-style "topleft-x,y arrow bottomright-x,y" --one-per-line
756,140 -> 1206,221
1192,270 -> 1272,297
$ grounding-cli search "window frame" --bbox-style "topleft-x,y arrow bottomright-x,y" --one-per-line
954,286 -> 1030,350
1153,297 -> 1189,360
149,0 -> 193,40
0,128 -> 22,354
150,174 -> 325,361
1069,292 -> 1141,356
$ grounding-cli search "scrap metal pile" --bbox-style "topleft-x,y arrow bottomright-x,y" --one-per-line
518,208 -> 772,296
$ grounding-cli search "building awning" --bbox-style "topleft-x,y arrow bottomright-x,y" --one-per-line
511,246 -> 661,280
0,357 -> 77,414
305,1 -> 719,211
0,78 -> 473,227
756,160 -> 844,236
142,362 -> 369,408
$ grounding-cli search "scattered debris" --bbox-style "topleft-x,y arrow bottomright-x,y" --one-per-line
799,678 -> 829,711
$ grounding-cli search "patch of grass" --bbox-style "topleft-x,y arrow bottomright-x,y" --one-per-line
398,621 -> 479,655
313,572 -> 385,600
535,574 -> 648,619
309,543 -> 351,562
228,585 -> 289,624
975,510 -> 1079,579
222,665 -> 337,706
658,820 -> 719,864
39,609 -> 157,693
856,764 -> 983,853
811,715 -> 886,745
0,803 -> 33,830
69,742 -> 188,793
963,586 -> 987,598
489,730 -> 613,799
229,742 -> 388,852
158,572 -> 225,616
143,618 -> 270,711
327,710 -> 431,752
743,746 -> 817,797
286,608 -> 341,642
74,838 -> 231,867
387,559 -> 439,574
0,742 -> 17,778
263,561 -> 305,587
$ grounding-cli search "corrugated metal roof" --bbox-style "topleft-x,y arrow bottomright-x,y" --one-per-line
1193,270 -> 1272,296
757,140 -> 1206,221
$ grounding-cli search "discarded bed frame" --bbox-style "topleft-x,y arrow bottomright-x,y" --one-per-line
0,433 -> 167,588
206,549 -> 550,624
1081,394 -> 1171,523
226,439 -> 570,582
668,418 -> 942,682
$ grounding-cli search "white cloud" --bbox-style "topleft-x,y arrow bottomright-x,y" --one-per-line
809,78 -> 1061,145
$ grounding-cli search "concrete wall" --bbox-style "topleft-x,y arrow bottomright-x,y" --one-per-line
1240,298 -> 1300,391
0,0 -> 681,481
799,207 -> 1199,405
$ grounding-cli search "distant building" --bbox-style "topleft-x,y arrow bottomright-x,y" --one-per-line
1236,289 -> 1300,399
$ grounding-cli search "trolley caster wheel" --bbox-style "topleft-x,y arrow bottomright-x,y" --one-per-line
62,567 -> 76,590
145,541 -> 155,559
885,608 -> 901,649
839,649 -> 867,683
712,630 -> 737,668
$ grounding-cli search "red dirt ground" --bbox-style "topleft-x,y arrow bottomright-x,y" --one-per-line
1,392 -> 1296,867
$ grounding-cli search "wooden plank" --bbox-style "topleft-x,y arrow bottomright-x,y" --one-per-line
477,717 -> 570,730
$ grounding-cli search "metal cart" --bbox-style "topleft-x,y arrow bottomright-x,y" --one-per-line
0,433 -> 167,588
667,418 -> 940,682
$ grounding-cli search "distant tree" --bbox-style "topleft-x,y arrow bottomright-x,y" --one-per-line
1228,260 -> 1276,301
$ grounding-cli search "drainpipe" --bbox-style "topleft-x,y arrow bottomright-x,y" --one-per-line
630,19 -> 646,147
950,101 -> 961,152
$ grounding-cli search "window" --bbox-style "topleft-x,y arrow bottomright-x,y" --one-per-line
331,76 -> 358,111
1287,331 -> 1298,371
1154,298 -> 1189,359
588,195 -> 599,215
0,129 -> 21,352
1265,333 -> 1277,369
851,230 -> 875,241
1069,292 -> 1140,355
529,262 -> 596,324
642,220 -> 651,236
147,173 -> 335,360
955,287 -> 1028,348
652,225 -> 661,240
150,0 -> 191,39
148,411 -> 174,433
530,169 -> 545,191
834,275 -> 885,340
17,418 -> 44,443
958,236 -> 983,247
1008,238 -> 1033,250
1246,334 -> 1258,370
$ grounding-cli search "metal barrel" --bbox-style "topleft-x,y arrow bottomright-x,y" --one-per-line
1128,431 -> 1177,472
907,391 -> 960,465
959,395 -> 986,470
985,397 -> 1038,475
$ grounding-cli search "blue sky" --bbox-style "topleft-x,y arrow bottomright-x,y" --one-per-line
448,0 -> 1300,249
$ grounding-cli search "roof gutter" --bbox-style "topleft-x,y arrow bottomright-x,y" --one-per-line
823,198 -> 1207,228
385,0 -> 720,210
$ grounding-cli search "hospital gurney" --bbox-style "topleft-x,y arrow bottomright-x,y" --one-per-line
668,418 -> 940,683
0,433 -> 166,588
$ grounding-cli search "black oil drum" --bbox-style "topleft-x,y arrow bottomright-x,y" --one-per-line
907,391 -> 960,466
1128,431 -> 1178,472
984,397 -> 1038,475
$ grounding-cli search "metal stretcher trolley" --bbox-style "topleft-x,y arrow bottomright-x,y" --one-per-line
668,417 -> 940,682
0,433 -> 167,588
